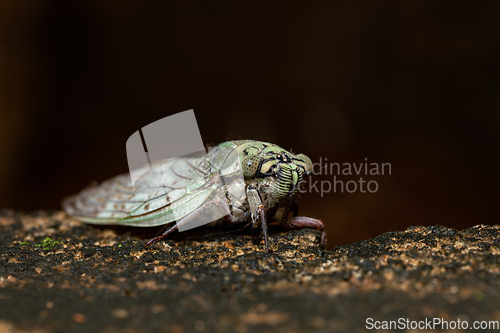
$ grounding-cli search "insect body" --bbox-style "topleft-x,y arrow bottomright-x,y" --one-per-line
63,140 -> 326,251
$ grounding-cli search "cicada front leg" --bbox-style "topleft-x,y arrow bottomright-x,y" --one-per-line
246,187 -> 271,252
284,216 -> 326,248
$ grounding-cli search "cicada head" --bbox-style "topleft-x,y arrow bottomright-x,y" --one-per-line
240,144 -> 312,201
269,152 -> 312,200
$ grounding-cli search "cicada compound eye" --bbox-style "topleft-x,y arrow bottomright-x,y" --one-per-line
241,155 -> 261,178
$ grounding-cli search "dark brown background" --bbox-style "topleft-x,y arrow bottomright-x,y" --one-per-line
1,1 -> 499,248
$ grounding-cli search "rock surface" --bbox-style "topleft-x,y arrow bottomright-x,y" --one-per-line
1,210 -> 500,332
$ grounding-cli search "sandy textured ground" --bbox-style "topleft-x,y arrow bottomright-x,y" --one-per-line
1,210 -> 500,332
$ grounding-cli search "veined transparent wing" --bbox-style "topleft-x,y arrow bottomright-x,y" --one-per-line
63,155 -> 219,227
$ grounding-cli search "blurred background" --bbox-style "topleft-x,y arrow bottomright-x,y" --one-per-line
1,1 -> 499,248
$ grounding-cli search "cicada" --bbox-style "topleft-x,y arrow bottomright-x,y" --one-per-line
63,140 -> 325,251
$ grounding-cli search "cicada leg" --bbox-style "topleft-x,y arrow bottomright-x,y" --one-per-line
144,224 -> 178,248
256,204 -> 269,252
246,187 -> 271,252
144,196 -> 232,248
285,216 -> 327,248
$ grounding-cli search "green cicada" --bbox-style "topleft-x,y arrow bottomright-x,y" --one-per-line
63,140 -> 325,251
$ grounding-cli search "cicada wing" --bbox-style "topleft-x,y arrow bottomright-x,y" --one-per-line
63,156 -> 218,227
